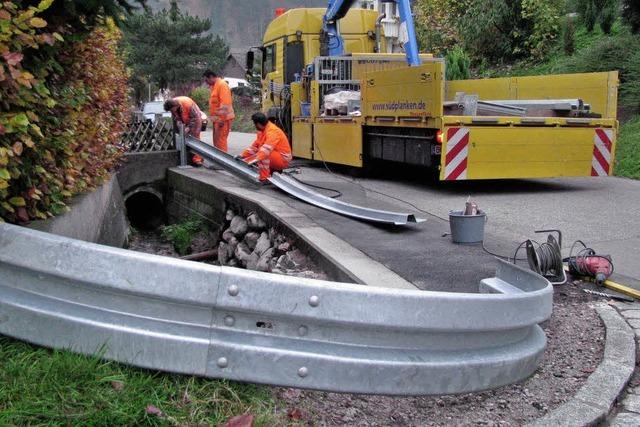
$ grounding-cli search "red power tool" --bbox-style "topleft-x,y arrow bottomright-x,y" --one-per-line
566,241 -> 614,285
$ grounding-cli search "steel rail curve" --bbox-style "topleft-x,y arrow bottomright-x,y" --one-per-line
184,136 -> 426,225
0,224 -> 552,395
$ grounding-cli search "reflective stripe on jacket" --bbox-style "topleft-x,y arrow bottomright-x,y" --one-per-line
242,122 -> 292,162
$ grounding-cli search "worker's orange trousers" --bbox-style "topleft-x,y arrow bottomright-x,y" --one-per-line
255,152 -> 290,181
188,128 -> 203,165
213,120 -> 232,152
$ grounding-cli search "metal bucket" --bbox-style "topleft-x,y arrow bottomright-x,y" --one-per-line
449,210 -> 486,244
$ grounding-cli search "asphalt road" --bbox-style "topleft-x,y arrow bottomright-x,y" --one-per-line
219,132 -> 640,283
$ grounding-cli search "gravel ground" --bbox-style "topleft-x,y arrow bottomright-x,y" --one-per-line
274,282 -> 606,426
127,229 -> 216,260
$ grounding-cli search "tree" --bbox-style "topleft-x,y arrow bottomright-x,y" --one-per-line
454,0 -> 561,61
598,0 -> 619,34
122,0 -> 228,93
563,17 -> 576,55
23,0 -> 147,28
622,0 -> 640,33
445,46 -> 471,80
583,0 -> 598,32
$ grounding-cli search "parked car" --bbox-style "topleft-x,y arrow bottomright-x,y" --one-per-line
142,101 -> 207,132
142,101 -> 171,122
224,77 -> 249,89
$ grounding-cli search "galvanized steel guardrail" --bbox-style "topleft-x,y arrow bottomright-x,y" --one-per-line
185,135 -> 260,183
0,224 -> 553,395
183,135 -> 426,225
269,173 -> 425,225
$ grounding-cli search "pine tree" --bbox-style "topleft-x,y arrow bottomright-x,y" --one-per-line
122,2 -> 229,91
27,0 -> 147,28
583,0 -> 598,32
599,0 -> 618,34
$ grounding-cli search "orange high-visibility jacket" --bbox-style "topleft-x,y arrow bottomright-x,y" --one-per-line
174,96 -> 202,130
209,79 -> 235,122
242,122 -> 292,162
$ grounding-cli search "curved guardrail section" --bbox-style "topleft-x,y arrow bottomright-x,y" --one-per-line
269,173 -> 426,225
185,136 -> 260,182
184,136 -> 425,225
0,224 -> 552,395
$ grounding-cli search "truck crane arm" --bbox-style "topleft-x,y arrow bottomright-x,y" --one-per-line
321,0 -> 421,66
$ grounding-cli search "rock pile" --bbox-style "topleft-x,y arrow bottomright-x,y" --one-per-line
216,209 -> 328,280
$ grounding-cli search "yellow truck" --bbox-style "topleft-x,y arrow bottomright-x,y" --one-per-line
248,7 -> 619,181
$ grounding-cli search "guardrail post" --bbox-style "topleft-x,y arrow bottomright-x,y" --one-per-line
177,122 -> 187,166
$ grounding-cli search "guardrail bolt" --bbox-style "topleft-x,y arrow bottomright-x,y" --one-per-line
228,285 -> 239,297
224,315 -> 235,327
298,325 -> 308,336
297,367 -> 309,378
217,357 -> 228,368
308,295 -> 320,307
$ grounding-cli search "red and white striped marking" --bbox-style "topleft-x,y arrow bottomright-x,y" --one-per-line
591,129 -> 614,177
444,127 -> 470,181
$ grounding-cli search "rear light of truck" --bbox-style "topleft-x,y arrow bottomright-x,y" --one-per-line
436,130 -> 443,144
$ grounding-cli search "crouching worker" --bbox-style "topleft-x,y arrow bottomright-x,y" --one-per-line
164,96 -> 204,165
238,113 -> 292,181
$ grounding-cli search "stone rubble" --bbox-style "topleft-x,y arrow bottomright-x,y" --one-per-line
215,209 -> 328,280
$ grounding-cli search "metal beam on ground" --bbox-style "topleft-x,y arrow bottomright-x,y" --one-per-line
185,136 -> 260,183
268,173 -> 426,225
184,136 -> 426,226
0,223 -> 553,395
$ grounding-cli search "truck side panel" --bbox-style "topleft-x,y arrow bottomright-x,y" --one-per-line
362,61 -> 445,122
439,126 -> 617,180
314,121 -> 363,167
447,72 -> 619,119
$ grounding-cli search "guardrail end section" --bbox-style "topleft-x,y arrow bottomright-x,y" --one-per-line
480,259 -> 552,294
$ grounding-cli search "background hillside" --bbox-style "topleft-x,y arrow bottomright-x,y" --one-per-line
147,0 -> 326,49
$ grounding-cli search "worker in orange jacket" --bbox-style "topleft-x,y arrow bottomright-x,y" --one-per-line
203,70 -> 234,152
164,96 -> 204,164
164,96 -> 203,139
238,112 -> 292,181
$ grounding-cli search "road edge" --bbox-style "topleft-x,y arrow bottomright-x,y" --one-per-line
527,303 -> 636,427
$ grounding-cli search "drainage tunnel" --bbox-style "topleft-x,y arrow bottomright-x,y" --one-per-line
125,189 -> 166,230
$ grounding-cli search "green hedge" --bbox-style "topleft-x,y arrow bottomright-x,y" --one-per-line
0,1 -> 129,223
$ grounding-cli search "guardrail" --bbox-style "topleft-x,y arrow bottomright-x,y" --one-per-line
183,135 -> 426,225
0,223 -> 553,395
269,173 -> 425,225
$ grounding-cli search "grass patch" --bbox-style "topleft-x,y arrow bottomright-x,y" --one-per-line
615,116 -> 640,179
0,336 -> 279,426
161,216 -> 204,256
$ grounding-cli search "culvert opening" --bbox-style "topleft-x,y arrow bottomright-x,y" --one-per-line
125,190 -> 166,230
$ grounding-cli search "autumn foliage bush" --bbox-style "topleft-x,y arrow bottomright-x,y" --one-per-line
0,1 -> 129,224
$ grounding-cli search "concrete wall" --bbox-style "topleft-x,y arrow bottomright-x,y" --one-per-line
30,175 -> 129,248
117,151 -> 180,195
28,151 -> 180,248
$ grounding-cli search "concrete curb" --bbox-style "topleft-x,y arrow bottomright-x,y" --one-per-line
527,304 -> 636,427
